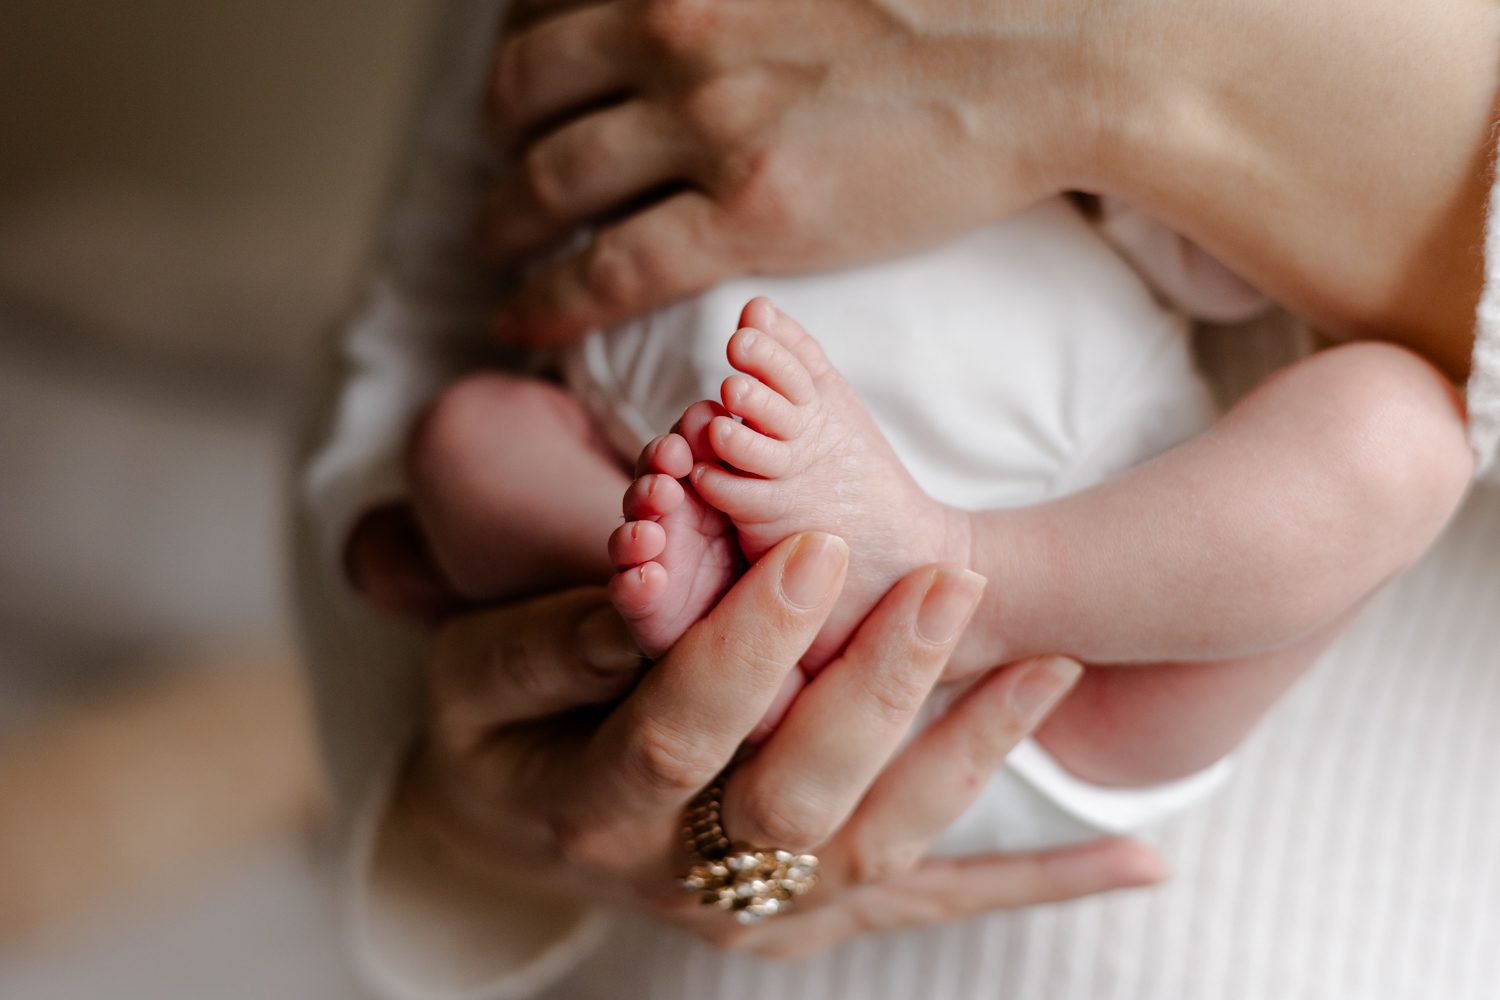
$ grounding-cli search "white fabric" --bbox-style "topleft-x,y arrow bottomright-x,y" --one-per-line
562,198 -> 1217,509
1096,197 -> 1276,325
293,2 -> 1500,997
1470,157 -> 1500,471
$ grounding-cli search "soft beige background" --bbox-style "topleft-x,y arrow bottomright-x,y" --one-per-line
0,1 -> 438,995
0,0 -> 434,370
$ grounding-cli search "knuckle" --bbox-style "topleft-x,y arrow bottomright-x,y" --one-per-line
739,785 -> 832,850
641,0 -> 718,61
723,147 -> 800,230
581,237 -> 645,312
626,717 -> 716,795
679,75 -> 755,148
521,143 -> 575,221
860,668 -> 931,728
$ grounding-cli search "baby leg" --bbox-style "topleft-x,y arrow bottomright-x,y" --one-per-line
972,343 -> 1473,785
1035,616 -> 1352,786
959,341 -> 1473,669
406,372 -> 626,601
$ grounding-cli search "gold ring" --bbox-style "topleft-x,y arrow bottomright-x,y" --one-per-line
678,773 -> 820,923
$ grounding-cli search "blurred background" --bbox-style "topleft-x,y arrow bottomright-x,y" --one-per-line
0,1 -> 437,995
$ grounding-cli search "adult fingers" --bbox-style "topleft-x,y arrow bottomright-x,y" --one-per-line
425,588 -> 645,753
744,838 -> 1165,959
491,190 -> 740,346
492,3 -> 638,139
888,840 -> 1165,913
829,656 -> 1083,885
722,565 -> 987,851
569,532 -> 849,822
481,101 -> 693,267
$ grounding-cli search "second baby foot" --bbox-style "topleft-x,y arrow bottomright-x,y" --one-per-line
692,297 -> 975,670
607,406 -> 745,658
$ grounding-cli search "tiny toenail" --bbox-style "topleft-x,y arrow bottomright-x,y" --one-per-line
739,328 -> 758,350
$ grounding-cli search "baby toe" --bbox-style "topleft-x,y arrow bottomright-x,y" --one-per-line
727,326 -> 816,406
708,415 -> 792,479
676,400 -> 731,463
721,374 -> 804,440
691,462 -> 785,523
609,562 -> 669,624
622,473 -> 685,520
608,519 -> 667,568
636,433 -> 694,479
741,297 -> 830,376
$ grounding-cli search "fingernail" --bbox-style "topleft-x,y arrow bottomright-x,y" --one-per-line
1007,656 -> 1084,724
576,606 -> 643,671
915,568 -> 987,644
780,533 -> 848,609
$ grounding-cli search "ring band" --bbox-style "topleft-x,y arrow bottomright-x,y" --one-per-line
679,773 -> 820,923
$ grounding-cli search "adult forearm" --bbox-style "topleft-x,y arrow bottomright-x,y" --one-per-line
1069,0 -> 1500,379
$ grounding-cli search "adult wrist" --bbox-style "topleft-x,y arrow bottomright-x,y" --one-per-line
1073,0 -> 1500,376
879,0 -> 1110,212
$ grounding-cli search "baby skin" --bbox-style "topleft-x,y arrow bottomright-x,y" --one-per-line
606,298 -> 1475,784
408,297 -> 1473,787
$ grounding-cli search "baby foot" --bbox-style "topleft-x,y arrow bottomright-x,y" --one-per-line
607,403 -> 744,658
691,297 -> 974,670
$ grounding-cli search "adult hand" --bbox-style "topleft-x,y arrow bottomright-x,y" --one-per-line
481,0 -> 1095,345
389,532 -> 1162,956
483,0 -> 1498,378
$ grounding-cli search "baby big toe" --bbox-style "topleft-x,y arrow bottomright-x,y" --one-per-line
609,562 -> 669,626
752,299 -> 832,376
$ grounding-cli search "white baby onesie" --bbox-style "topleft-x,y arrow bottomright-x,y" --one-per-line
562,195 -> 1257,850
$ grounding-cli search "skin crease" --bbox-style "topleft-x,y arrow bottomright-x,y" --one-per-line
485,0 -> 1499,379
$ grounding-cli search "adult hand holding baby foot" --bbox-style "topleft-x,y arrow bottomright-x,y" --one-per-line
380,531 -> 1161,960
484,0 -> 1497,376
